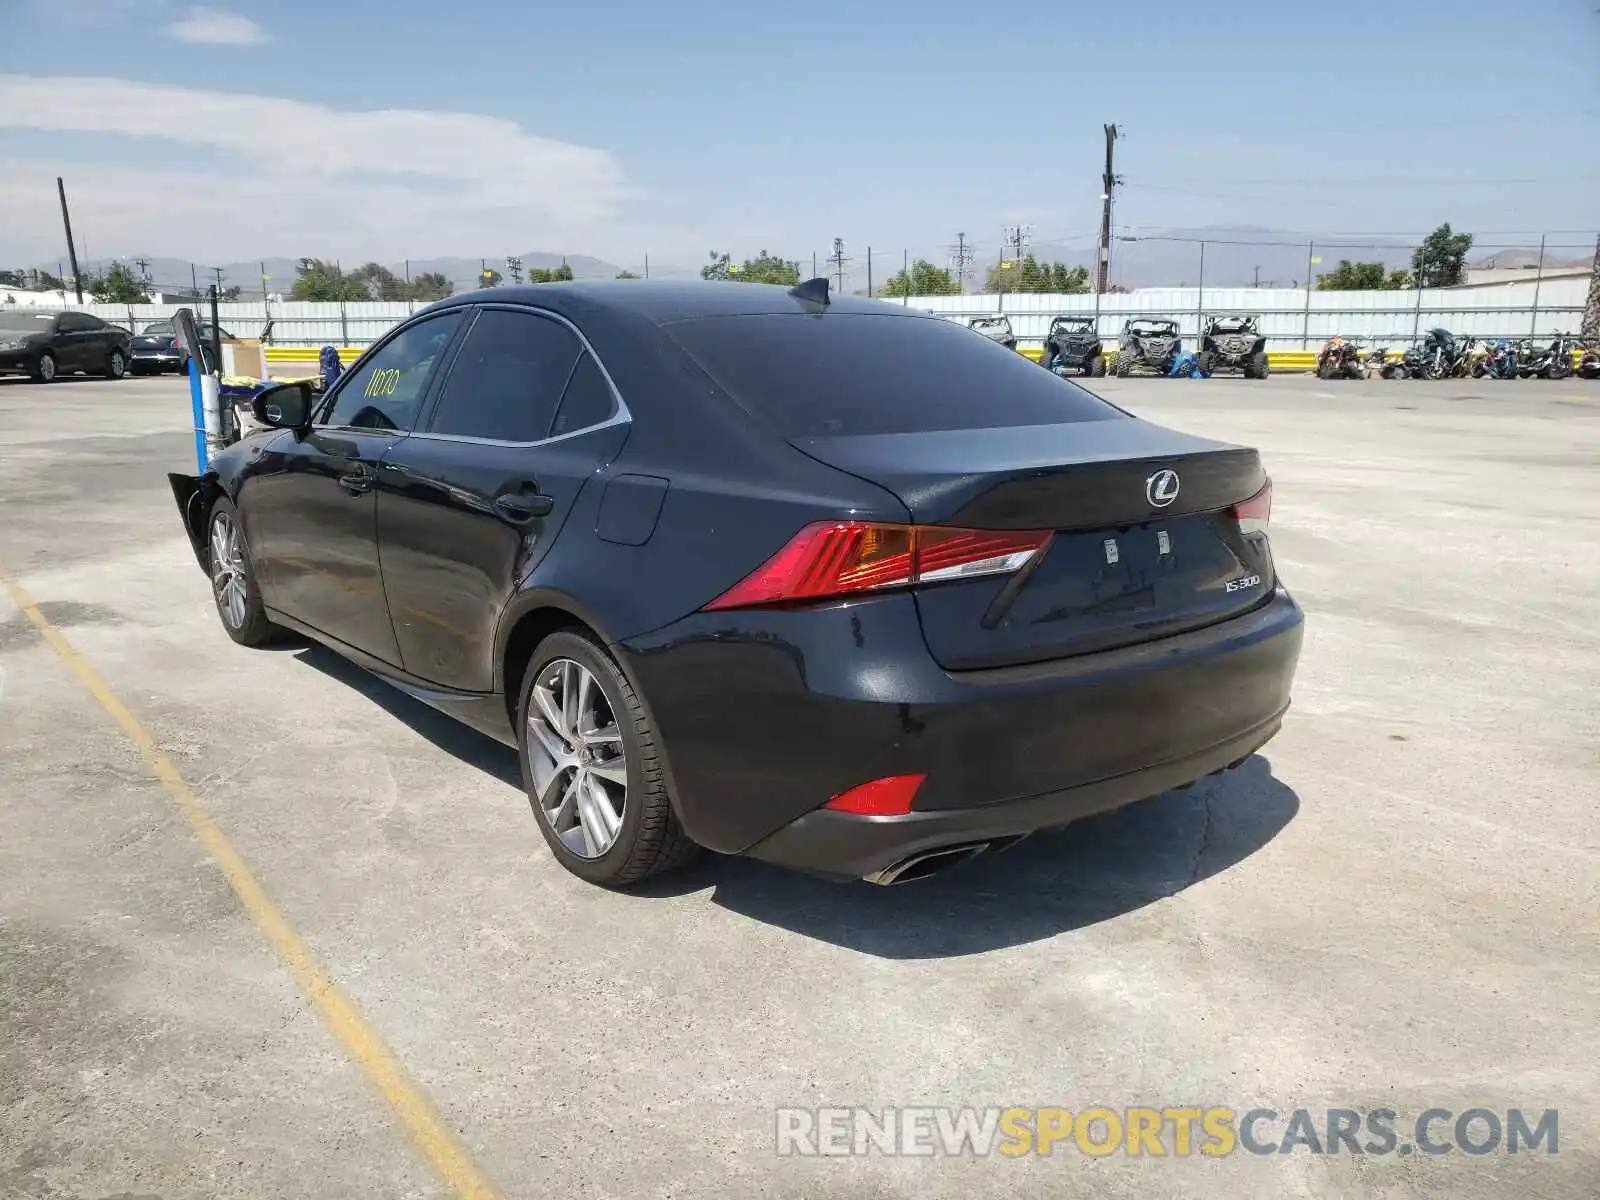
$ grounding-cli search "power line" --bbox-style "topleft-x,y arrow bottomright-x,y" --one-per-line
948,232 -> 974,290
827,238 -> 849,292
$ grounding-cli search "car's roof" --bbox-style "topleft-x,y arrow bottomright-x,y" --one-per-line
424,279 -> 923,326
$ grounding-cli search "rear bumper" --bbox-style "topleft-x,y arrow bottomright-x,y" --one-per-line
619,586 -> 1303,871
746,709 -> 1284,880
132,350 -> 183,368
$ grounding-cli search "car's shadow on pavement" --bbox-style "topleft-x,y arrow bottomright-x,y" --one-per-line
292,642 -> 1298,958
644,757 -> 1299,957
292,643 -> 523,788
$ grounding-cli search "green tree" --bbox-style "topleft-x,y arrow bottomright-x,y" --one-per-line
1411,223 -> 1473,288
290,258 -> 370,302
701,249 -> 800,285
1317,260 -> 1414,290
615,270 -> 640,279
350,261 -> 411,301
88,262 -> 151,303
478,268 -> 503,289
526,263 -> 575,283
879,258 -> 960,297
984,254 -> 1088,294
409,272 -> 453,301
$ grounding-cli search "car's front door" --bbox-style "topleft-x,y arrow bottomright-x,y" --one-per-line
241,310 -> 466,664
54,312 -> 94,371
376,306 -> 628,691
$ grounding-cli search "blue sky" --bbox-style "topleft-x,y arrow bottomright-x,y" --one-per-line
0,0 -> 1596,275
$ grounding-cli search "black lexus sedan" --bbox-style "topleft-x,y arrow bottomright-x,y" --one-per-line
131,319 -> 235,374
169,280 -> 1303,888
0,308 -> 133,381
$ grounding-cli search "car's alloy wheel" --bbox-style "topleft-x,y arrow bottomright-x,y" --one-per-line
527,658 -> 629,858
518,632 -> 698,886
35,352 -> 56,382
210,510 -> 249,630
108,349 -> 126,379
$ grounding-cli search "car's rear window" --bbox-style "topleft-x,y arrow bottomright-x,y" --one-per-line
664,313 -> 1124,437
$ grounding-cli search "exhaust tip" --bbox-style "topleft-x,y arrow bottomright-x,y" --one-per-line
864,841 -> 991,886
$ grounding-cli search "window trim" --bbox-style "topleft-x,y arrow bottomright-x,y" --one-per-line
406,302 -> 628,449
313,308 -> 470,434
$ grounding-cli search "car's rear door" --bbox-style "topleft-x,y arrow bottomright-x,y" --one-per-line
376,305 -> 628,692
54,312 -> 94,371
241,310 -> 466,664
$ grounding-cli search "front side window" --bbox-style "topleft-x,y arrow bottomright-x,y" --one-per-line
323,312 -> 464,432
428,309 -> 584,442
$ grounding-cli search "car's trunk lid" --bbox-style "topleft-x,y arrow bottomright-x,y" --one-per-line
789,419 -> 1274,669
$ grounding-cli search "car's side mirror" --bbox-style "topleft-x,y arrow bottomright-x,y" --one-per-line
251,381 -> 314,430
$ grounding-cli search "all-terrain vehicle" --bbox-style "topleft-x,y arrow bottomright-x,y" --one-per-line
1114,317 -> 1182,376
966,315 -> 1018,351
1039,316 -> 1105,377
1315,336 -> 1364,380
1199,314 -> 1270,379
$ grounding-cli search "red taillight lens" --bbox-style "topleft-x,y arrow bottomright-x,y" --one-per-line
1232,479 -> 1272,536
702,522 -> 1053,611
824,774 -> 926,816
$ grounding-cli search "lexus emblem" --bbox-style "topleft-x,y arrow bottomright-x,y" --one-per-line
1146,469 -> 1180,508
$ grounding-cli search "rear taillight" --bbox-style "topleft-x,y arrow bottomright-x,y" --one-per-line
824,774 -> 926,816
702,521 -> 1053,611
1232,479 -> 1272,536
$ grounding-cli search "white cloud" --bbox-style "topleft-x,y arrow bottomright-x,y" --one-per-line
166,7 -> 269,45
0,74 -> 636,262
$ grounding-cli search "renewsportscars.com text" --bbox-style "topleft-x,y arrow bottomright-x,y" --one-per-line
775,1106 -> 1559,1158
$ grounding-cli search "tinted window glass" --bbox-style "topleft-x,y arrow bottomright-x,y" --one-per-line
58,313 -> 90,332
665,313 -> 1124,437
430,309 -> 583,442
548,354 -> 616,438
325,312 -> 463,432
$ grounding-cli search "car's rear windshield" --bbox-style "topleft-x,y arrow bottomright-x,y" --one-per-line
0,312 -> 56,330
664,313 -> 1124,437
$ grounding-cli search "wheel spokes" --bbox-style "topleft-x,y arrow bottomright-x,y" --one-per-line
529,657 -> 628,861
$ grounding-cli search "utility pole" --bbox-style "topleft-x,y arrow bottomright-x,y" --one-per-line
135,257 -> 151,284
57,177 -> 83,303
828,238 -> 848,292
1529,234 -> 1547,338
260,260 -> 269,303
506,256 -> 523,285
211,266 -> 226,294
1000,224 -> 1030,298
949,232 -> 974,293
1096,124 -> 1122,294
1253,264 -> 1260,288
866,246 -> 873,297
644,253 -> 650,280
190,263 -> 198,295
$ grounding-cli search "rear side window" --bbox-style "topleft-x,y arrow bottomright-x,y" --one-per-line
664,313 -> 1124,437
430,309 -> 583,442
548,354 -> 616,438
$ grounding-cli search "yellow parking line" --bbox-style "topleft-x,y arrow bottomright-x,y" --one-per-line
0,567 -> 500,1200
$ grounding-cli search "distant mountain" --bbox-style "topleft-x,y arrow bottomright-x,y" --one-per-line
27,250 -> 625,298
1028,226 -> 1417,290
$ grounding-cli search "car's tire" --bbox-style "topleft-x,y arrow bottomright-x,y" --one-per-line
1250,351 -> 1270,380
30,351 -> 57,383
1197,350 -> 1214,377
105,348 -> 127,379
206,497 -> 283,648
1089,354 -> 1106,377
518,630 -> 699,888
1114,350 -> 1131,377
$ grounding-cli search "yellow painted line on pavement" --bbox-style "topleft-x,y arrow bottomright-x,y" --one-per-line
0,566 -> 501,1200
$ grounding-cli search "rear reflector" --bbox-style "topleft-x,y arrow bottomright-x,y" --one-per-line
824,774 -> 926,816
1231,479 -> 1272,536
702,522 -> 1052,610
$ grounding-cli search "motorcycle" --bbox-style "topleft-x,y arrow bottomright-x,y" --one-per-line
1517,333 -> 1576,380
1472,339 -> 1520,379
1401,328 -> 1469,380
1449,335 -> 1480,378
1316,336 -> 1364,380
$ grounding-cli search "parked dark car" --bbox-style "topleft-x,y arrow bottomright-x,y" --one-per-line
168,281 -> 1303,888
132,319 -> 236,374
0,309 -> 133,382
